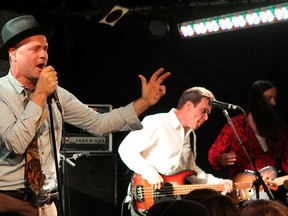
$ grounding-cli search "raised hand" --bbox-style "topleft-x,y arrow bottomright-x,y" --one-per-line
134,67 -> 171,116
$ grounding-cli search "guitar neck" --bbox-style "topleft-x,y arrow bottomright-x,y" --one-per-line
171,182 -> 247,196
273,175 -> 288,186
171,184 -> 224,195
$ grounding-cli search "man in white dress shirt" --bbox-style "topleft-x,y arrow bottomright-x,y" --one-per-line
119,86 -> 233,216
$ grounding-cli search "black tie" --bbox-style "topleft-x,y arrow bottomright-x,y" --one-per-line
23,88 -> 32,108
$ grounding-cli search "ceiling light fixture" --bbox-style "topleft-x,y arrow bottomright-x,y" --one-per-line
178,2 -> 288,38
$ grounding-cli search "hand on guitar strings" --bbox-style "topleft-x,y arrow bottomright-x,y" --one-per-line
220,179 -> 234,195
149,174 -> 164,190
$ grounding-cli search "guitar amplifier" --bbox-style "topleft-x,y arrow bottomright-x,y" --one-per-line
61,104 -> 113,153
61,154 -> 117,216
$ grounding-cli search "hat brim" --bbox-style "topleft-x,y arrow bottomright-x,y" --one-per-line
0,25 -> 55,61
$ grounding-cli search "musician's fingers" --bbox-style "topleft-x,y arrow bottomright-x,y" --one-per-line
222,185 -> 231,195
227,161 -> 236,165
221,187 -> 228,195
152,183 -> 161,190
228,184 -> 233,193
229,182 -> 233,192
227,157 -> 237,165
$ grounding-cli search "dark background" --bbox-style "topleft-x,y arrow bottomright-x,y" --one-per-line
1,1 -> 288,215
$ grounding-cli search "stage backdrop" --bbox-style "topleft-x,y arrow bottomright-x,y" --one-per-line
1,6 -> 288,215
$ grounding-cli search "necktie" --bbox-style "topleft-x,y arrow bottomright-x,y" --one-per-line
23,88 -> 46,194
23,88 -> 31,108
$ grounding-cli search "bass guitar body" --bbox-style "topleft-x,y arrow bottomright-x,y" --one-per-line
130,170 -> 196,215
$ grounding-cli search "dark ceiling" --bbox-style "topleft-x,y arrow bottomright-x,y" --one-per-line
2,0 -> 286,21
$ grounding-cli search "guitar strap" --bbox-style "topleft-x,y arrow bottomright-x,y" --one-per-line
189,130 -> 196,157
189,132 -> 194,155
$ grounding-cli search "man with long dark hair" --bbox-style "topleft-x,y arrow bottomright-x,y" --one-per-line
208,80 -> 288,204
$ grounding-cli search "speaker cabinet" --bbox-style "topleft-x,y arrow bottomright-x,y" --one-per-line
61,153 -> 117,216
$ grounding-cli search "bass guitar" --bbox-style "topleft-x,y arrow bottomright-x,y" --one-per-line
129,169 -> 277,215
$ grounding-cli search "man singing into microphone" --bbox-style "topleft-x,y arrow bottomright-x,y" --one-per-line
0,15 -> 170,215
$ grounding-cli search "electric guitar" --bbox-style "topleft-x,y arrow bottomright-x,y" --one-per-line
130,169 -> 278,215
230,166 -> 288,204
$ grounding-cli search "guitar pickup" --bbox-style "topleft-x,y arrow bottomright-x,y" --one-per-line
134,185 -> 144,201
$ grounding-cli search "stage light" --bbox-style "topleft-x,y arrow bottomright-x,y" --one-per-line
178,3 -> 288,38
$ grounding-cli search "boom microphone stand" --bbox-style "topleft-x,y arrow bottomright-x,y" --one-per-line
47,97 -> 65,216
221,108 -> 274,200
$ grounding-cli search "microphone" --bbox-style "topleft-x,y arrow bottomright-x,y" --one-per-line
208,99 -> 240,110
72,152 -> 90,160
49,90 -> 62,113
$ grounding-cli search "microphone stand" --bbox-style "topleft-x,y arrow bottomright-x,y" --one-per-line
221,109 -> 274,200
60,154 -> 76,167
47,97 -> 65,216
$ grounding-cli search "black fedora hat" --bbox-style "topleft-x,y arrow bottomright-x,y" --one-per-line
0,15 -> 55,61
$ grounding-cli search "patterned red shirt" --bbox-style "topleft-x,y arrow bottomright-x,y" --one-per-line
208,113 -> 288,179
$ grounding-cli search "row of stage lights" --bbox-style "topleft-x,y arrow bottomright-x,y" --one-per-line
178,2 -> 288,38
